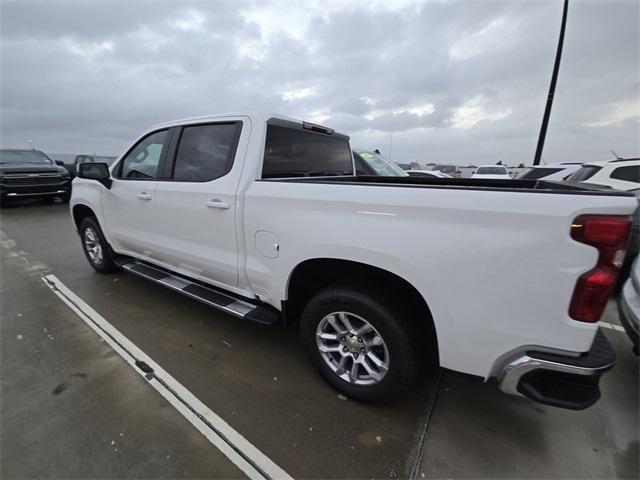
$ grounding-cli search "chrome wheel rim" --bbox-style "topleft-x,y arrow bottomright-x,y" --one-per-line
316,311 -> 389,386
84,227 -> 103,265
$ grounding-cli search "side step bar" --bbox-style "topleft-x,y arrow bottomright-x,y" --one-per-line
116,259 -> 280,325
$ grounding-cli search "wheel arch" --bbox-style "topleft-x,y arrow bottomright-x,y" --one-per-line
72,204 -> 97,231
285,258 -> 439,361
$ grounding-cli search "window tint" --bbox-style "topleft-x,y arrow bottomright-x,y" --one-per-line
517,167 -> 562,180
173,123 -> 240,182
476,166 -> 508,175
262,125 -> 353,178
119,130 -> 167,180
566,165 -> 602,182
611,166 -> 640,183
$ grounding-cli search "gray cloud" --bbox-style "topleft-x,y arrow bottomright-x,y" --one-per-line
1,0 -> 638,165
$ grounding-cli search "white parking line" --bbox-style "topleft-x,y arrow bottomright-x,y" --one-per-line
42,274 -> 293,480
599,321 -> 626,332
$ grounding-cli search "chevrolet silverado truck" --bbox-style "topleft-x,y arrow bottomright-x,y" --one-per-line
1,148 -> 72,205
70,113 -> 636,409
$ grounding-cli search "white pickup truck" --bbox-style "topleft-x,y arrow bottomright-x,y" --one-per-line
71,112 -> 636,409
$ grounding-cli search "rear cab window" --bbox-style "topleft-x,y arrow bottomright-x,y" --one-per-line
261,120 -> 353,179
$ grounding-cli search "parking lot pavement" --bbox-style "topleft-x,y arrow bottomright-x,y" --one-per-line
1,225 -> 244,478
1,201 -> 639,479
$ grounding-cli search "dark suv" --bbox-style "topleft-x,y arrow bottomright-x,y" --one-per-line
0,149 -> 72,205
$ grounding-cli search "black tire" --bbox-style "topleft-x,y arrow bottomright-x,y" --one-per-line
300,281 -> 427,403
79,217 -> 119,273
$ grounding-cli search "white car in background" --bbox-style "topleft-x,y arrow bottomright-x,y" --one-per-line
517,162 -> 582,181
471,165 -> 512,180
565,158 -> 639,191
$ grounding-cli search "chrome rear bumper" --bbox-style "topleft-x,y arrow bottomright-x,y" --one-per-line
497,329 -> 614,410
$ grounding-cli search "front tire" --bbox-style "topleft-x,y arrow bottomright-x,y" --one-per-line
300,281 -> 424,403
79,217 -> 118,273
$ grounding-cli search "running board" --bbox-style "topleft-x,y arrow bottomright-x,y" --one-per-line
116,259 -> 279,325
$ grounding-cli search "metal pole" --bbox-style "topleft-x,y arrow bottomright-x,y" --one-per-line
533,0 -> 569,165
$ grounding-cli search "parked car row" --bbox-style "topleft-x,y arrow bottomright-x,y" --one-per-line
397,158 -> 639,191
0,149 -> 118,206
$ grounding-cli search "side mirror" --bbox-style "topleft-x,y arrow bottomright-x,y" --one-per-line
78,162 -> 112,189
55,160 -> 65,167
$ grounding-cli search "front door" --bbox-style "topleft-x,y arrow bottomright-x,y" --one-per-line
102,129 -> 169,259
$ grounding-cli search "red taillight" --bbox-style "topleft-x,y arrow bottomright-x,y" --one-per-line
569,215 -> 632,322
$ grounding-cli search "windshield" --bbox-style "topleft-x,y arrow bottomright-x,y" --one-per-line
476,166 -> 507,175
355,150 -> 407,176
0,149 -> 53,165
517,167 -> 562,180
566,165 -> 602,182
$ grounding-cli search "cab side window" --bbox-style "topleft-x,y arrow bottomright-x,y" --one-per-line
172,123 -> 240,182
118,130 -> 168,180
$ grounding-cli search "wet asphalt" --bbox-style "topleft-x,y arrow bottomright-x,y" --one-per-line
1,200 -> 638,479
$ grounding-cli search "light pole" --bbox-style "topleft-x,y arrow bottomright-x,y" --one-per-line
533,0 -> 569,165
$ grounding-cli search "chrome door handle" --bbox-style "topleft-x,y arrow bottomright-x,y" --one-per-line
136,193 -> 152,200
206,199 -> 230,209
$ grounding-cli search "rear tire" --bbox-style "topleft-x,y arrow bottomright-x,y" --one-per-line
300,281 -> 427,403
79,217 -> 119,273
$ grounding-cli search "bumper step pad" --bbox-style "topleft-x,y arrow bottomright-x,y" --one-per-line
516,329 -> 615,410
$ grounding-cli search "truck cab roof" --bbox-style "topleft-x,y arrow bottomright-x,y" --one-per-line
147,112 -> 349,138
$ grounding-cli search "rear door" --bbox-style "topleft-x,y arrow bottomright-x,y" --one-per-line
102,128 -> 171,258
151,120 -> 246,287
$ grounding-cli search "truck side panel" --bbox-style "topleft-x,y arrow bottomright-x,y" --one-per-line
243,180 -> 635,378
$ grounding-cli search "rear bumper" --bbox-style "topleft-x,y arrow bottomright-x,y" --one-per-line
497,329 -> 615,410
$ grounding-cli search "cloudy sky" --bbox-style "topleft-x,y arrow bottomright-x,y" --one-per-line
1,0 -> 638,166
